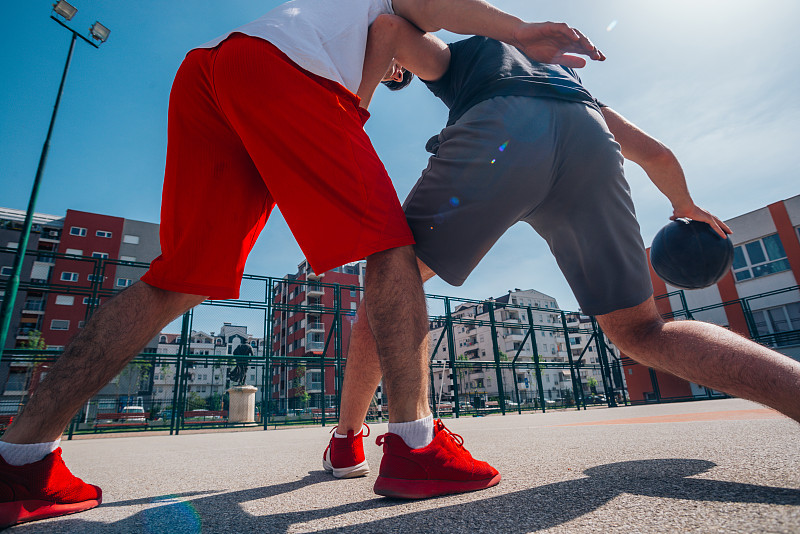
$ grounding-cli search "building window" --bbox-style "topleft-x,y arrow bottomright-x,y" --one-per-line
4,371 -> 28,392
50,319 -> 70,330
116,278 -> 133,287
96,230 -> 112,238
6,242 -> 18,249
123,234 -> 140,244
60,272 -> 79,282
82,297 -> 101,306
87,274 -> 105,282
70,227 -> 87,237
0,266 -> 12,277
733,234 -> 790,282
92,252 -> 109,259
65,248 -> 83,256
120,256 -> 136,263
55,295 -> 74,306
751,303 -> 800,346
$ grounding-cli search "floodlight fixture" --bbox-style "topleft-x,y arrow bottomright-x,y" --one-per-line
52,1 -> 77,21
89,21 -> 110,43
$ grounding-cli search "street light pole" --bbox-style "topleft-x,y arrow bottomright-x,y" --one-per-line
0,5 -> 108,362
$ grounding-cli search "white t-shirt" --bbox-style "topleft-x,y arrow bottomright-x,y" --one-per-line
198,0 -> 394,94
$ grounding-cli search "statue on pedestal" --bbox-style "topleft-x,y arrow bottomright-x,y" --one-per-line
227,343 -> 252,386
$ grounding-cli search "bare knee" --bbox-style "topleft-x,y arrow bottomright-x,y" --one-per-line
596,297 -> 665,354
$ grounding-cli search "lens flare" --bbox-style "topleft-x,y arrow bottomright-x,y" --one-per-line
498,141 -> 509,152
607,20 -> 618,31
143,495 -> 202,533
449,197 -> 460,207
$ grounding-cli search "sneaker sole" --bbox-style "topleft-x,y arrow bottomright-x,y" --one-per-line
373,473 -> 501,499
323,458 -> 370,478
0,496 -> 102,528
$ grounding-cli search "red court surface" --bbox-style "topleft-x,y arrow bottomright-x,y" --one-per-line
559,408 -> 783,427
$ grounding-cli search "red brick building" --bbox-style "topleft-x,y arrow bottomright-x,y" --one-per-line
270,259 -> 365,411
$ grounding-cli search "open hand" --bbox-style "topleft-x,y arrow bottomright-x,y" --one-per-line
512,22 -> 605,68
670,204 -> 732,239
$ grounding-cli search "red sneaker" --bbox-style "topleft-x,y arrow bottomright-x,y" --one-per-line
373,419 -> 500,499
322,425 -> 370,478
0,447 -> 102,528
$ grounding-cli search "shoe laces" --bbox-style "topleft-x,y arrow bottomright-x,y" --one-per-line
329,423 -> 370,437
436,420 -> 464,448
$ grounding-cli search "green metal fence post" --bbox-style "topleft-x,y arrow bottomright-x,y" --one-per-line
648,368 -> 662,403
560,311 -> 583,411
444,298 -> 460,418
333,283 -> 343,426
678,290 -> 694,320
526,308 -> 546,412
429,362 -> 437,418
264,278 -> 275,430
487,301 -> 506,414
590,317 -> 614,407
261,304 -> 269,430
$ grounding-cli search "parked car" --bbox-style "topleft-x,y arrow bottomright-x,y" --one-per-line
121,406 -> 146,422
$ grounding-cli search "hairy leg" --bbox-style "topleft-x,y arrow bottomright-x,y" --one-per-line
339,258 -> 436,432
597,297 -> 800,423
3,282 -> 206,443
337,304 -> 382,433
364,247 -> 431,423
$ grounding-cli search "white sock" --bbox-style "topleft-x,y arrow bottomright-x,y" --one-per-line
334,426 -> 365,439
0,439 -> 61,466
389,415 -> 434,449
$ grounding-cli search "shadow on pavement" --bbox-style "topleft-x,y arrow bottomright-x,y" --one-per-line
15,459 -> 800,533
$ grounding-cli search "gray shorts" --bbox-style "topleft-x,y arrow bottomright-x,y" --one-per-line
402,96 -> 653,316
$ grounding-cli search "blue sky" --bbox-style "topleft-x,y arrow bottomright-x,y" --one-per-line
2,0 -> 799,314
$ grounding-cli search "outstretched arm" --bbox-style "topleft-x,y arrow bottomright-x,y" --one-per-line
601,106 -> 731,238
392,0 -> 604,68
357,14 -> 450,108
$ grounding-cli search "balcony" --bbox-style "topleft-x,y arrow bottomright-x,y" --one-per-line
306,298 -> 323,309
16,327 -> 37,339
306,283 -> 324,298
306,321 -> 325,332
22,300 -> 45,313
306,341 -> 325,351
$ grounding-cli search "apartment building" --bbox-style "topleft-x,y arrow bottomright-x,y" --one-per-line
428,289 -> 583,406
151,324 -> 264,410
269,259 -> 365,412
0,207 -> 63,351
44,209 -> 159,349
625,194 -> 800,401
0,206 -> 159,407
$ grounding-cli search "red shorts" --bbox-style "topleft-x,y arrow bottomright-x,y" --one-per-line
141,34 -> 414,299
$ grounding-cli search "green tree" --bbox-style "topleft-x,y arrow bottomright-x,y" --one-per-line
187,392 -> 206,411
587,377 -> 598,394
20,330 -> 49,396
207,393 -> 223,411
292,364 -> 309,410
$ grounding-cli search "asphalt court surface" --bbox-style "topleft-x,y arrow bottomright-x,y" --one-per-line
12,398 -> 800,533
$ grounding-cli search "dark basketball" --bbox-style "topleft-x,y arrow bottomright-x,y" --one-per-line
650,219 -> 734,290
